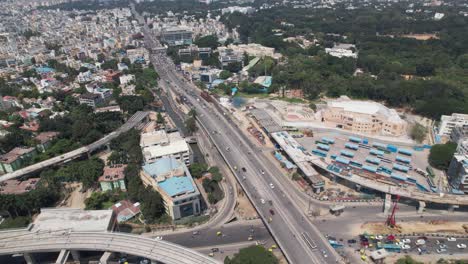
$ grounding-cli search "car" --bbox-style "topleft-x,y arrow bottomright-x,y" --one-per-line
216,231 -> 222,236
347,239 -> 357,244
457,244 -> 467,249
242,167 -> 246,172
271,244 -> 277,249
375,235 -> 383,240
211,248 -> 219,252
416,239 -> 426,245
439,244 -> 447,249
260,199 -> 266,204
269,183 -> 275,189
436,240 -> 441,245
447,237 -> 457,242
155,236 -> 163,241
401,244 -> 411,250
248,236 -> 253,241
269,209 -> 275,215
401,238 -> 411,244
322,250 -> 328,258
192,231 -> 199,235
261,170 -> 265,175
436,248 -> 447,254
208,253 -> 214,257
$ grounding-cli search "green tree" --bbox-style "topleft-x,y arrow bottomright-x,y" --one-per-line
410,123 -> 427,143
428,142 -> 457,170
194,35 -> 219,49
189,163 -> 208,179
225,246 -> 278,264
219,70 -> 233,80
395,255 -> 424,264
156,112 -> 165,124
185,117 -> 197,134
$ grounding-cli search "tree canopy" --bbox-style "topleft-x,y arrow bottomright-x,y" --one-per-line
224,246 -> 279,264
428,142 -> 457,170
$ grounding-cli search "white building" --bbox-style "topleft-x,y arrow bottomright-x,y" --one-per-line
325,43 -> 358,59
221,6 -> 256,15
119,74 -> 135,85
448,139 -> 468,192
140,130 -> 191,165
438,113 -> 468,137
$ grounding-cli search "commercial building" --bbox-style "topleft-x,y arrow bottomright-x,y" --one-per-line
140,157 -> 201,220
321,96 -> 407,136
439,113 -> 468,138
161,27 -> 193,46
0,178 -> 40,195
450,125 -> 468,144
140,130 -> 191,165
98,165 -> 127,192
448,140 -> 468,192
218,48 -> 244,67
0,147 -> 37,173
325,43 -> 358,58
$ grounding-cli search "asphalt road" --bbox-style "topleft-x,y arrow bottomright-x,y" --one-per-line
140,35 -> 340,264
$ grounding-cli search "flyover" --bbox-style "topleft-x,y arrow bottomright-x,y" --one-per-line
0,111 -> 149,183
0,230 -> 220,264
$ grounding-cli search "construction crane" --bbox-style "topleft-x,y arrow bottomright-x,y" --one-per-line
386,195 -> 400,227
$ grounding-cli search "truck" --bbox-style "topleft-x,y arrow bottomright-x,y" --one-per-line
200,91 -> 212,102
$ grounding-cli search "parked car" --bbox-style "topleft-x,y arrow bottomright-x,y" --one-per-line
347,239 -> 357,244
401,238 -> 411,244
416,239 -> 426,245
269,209 -> 275,215
457,244 -> 467,249
436,248 -> 447,254
447,237 -> 457,242
402,244 -> 411,250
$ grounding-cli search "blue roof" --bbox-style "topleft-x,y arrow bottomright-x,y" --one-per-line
142,157 -> 183,178
341,150 -> 354,157
158,175 -> 195,197
393,163 -> 410,172
363,165 -> 377,173
335,156 -> 350,165
35,66 -> 55,74
349,136 -> 362,143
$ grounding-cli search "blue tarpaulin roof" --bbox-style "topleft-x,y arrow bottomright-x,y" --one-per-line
363,165 -> 377,173
335,156 -> 350,165
341,150 -> 355,157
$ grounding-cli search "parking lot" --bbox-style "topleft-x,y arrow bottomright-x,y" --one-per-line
296,131 -> 434,192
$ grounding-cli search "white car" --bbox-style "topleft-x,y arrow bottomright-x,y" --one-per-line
261,170 -> 265,175
260,199 -> 266,204
401,244 -> 411,250
447,237 -> 457,242
375,235 -> 383,240
457,244 -> 467,249
155,236 -> 163,241
437,248 -> 447,254
415,239 -> 426,245
401,238 -> 411,244
269,183 -> 275,189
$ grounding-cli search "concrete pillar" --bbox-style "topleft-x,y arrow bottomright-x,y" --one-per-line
106,143 -> 111,152
24,253 -> 37,264
448,204 -> 459,212
355,184 -> 361,192
99,252 -> 113,264
383,193 -> 392,214
417,201 -> 426,214
55,249 -> 70,264
70,250 -> 80,264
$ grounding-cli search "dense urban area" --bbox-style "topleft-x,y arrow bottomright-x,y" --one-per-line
0,0 -> 467,263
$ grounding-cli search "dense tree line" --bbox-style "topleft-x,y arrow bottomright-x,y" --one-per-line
224,246 -> 278,264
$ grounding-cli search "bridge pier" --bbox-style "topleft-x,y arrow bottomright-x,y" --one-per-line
355,184 -> 361,192
448,204 -> 459,212
70,250 -> 81,264
55,249 -> 70,264
383,193 -> 392,214
99,251 -> 113,264
417,201 -> 426,214
24,253 -> 37,264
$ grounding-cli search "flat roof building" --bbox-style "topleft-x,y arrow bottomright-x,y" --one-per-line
141,130 -> 191,165
321,96 -> 407,136
0,147 -> 37,174
32,208 -> 116,232
439,113 -> 468,138
161,27 -> 193,46
0,178 -> 40,195
140,157 -> 201,220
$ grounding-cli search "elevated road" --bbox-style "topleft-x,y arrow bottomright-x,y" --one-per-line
0,111 -> 149,183
133,8 -> 341,263
0,231 -> 219,264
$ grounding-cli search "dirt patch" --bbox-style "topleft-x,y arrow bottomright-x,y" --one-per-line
235,187 -> 258,220
384,254 -> 468,264
59,182 -> 92,209
358,220 -> 468,236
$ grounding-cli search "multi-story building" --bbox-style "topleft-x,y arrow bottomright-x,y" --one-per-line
321,96 -> 407,136
140,130 -> 191,165
439,113 -> 468,138
140,157 -> 201,220
450,125 -> 468,144
98,165 -> 127,192
0,147 -> 37,173
79,93 -> 103,108
448,139 -> 468,192
161,27 -> 193,46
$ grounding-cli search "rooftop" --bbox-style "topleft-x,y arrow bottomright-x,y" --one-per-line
158,175 -> 195,197
99,164 -> 126,182
0,147 -> 35,164
32,208 -> 114,232
35,131 -> 59,144
142,157 -> 185,179
0,178 -> 40,195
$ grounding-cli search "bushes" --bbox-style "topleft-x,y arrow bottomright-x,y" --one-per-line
429,142 -> 457,170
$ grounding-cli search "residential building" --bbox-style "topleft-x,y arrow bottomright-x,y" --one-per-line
140,157 -> 201,220
325,43 -> 358,58
79,93 -> 104,108
98,165 -> 127,192
119,74 -> 135,85
161,27 -> 193,46
448,139 -> 468,192
140,130 -> 191,165
0,178 -> 40,195
126,48 -> 149,63
321,96 -> 407,136
218,48 -> 243,67
111,200 -> 141,223
450,125 -> 468,144
438,113 -> 468,137
35,131 -> 59,152
0,147 -> 37,173
219,43 -> 282,60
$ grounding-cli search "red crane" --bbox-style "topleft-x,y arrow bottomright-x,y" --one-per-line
386,195 -> 400,227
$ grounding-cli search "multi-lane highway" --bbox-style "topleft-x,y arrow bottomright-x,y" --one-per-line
133,10 -> 341,264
